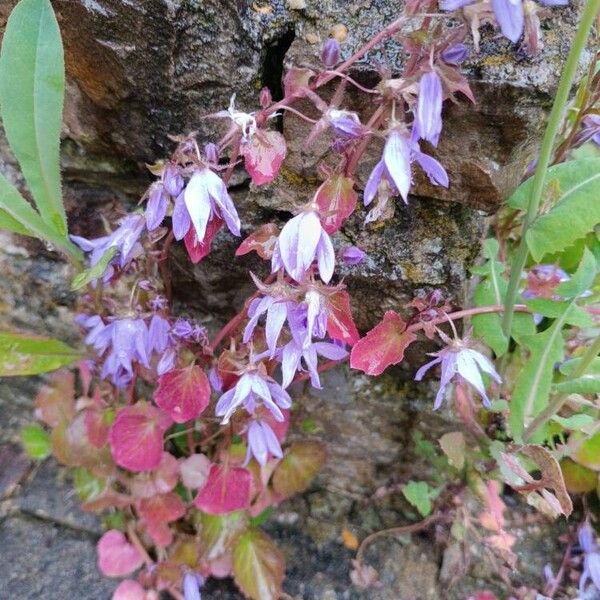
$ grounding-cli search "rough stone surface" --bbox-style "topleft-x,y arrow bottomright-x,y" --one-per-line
0,0 -> 590,598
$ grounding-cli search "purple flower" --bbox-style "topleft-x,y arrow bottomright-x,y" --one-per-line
215,369 -> 292,424
204,143 -> 219,164
147,314 -> 171,354
441,43 -> 468,65
415,71 -> 443,147
145,182 -> 169,231
271,210 -> 335,283
71,213 -> 146,280
580,115 -> 600,146
171,318 -> 194,339
327,109 -> 363,140
183,573 -> 203,600
340,245 -> 366,266
415,338 -> 501,409
281,337 -> 348,388
321,38 -> 341,67
244,419 -> 283,466
157,348 -> 177,375
163,163 -> 184,197
172,192 -> 191,240
208,366 -> 223,392
491,0 -> 524,43
244,296 -> 293,357
183,168 -> 241,241
86,317 -> 150,387
579,522 -> 600,594
364,129 -> 448,206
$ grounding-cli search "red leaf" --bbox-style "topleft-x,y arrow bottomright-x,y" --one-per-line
154,365 -> 211,423
34,369 -> 75,427
241,130 -> 286,185
97,530 -> 144,577
184,216 -> 223,264
84,407 -> 110,449
315,175 -> 357,234
109,404 -> 172,472
137,492 -> 186,524
235,223 -> 279,260
326,290 -> 360,346
145,519 -> 173,547
130,451 -> 180,498
194,464 -> 252,514
350,311 -> 417,376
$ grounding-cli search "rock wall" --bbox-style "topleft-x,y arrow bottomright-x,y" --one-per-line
0,0 -> 591,597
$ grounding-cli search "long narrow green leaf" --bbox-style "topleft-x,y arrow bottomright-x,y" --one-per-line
508,159 -> 600,261
0,172 -> 80,258
0,331 -> 80,375
510,303 -> 574,443
0,0 -> 66,235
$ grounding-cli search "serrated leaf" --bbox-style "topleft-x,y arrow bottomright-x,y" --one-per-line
556,247 -> 597,298
271,441 -> 325,499
0,331 -> 80,375
70,247 -> 118,290
509,305 -> 572,443
402,480 -> 434,517
21,424 -> 50,459
0,208 -> 34,236
233,528 -> 284,600
0,0 -> 66,234
508,159 -> 600,260
524,298 -> 593,328
154,365 -> 211,423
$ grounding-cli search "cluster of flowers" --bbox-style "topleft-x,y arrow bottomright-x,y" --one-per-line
55,2 -> 570,597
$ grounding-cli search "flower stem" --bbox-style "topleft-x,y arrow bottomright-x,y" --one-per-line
523,333 -> 600,442
501,0 -> 600,339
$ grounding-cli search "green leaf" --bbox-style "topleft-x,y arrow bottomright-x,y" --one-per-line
0,0 -> 66,234
472,239 -> 535,354
508,159 -> 600,261
573,432 -> 600,471
472,239 -> 509,356
560,457 -> 597,493
70,246 -> 118,290
402,480 -> 434,517
198,512 -> 247,562
271,441 -> 326,499
552,414 -> 595,431
0,331 -> 80,375
509,304 -> 573,443
525,298 -> 593,328
0,171 -> 80,259
21,424 -> 50,459
554,376 -> 600,394
560,357 -> 600,377
556,247 -> 598,298
73,467 -> 105,501
233,528 -> 284,600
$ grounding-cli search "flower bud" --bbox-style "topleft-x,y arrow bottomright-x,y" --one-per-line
203,142 -> 219,164
441,43 -> 468,65
259,86 -> 272,109
321,38 -> 340,67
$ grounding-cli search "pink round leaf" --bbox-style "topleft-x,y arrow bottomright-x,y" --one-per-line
109,404 -> 172,472
180,453 -> 212,489
137,492 -> 186,524
241,130 -> 287,185
97,530 -> 144,577
154,364 -> 211,423
194,464 -> 252,514
112,580 -> 146,600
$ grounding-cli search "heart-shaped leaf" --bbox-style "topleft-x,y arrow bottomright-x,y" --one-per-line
315,175 -> 357,234
154,365 -> 211,423
241,130 -> 286,185
272,441 -> 325,499
97,530 -> 144,577
194,464 -> 252,514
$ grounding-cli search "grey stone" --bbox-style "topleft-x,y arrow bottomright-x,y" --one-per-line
0,515 -> 116,600
17,460 -> 103,535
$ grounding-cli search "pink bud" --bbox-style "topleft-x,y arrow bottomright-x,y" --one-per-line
321,38 -> 340,67
259,86 -> 272,109
204,143 -> 219,164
